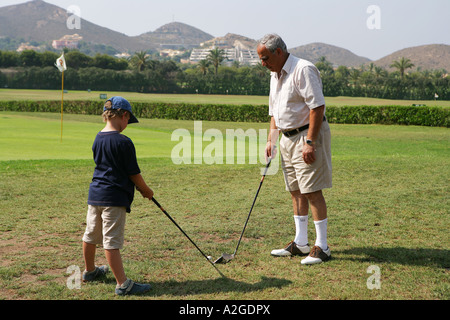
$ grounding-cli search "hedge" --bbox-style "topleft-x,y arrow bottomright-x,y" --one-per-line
1,100 -> 448,127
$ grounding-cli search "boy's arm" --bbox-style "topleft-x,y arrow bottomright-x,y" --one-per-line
129,173 -> 154,200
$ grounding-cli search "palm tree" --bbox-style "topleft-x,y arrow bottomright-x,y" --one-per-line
315,56 -> 333,76
254,62 -> 269,77
207,47 -> 225,75
373,66 -> 386,79
131,51 -> 150,72
390,57 -> 415,79
349,68 -> 361,86
197,59 -> 210,76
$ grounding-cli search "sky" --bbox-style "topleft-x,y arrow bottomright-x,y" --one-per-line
1,0 -> 449,60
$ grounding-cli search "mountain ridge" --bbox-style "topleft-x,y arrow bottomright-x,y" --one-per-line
289,42 -> 371,68
0,0 -> 448,70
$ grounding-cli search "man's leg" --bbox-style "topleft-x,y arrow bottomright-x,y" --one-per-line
291,190 -> 309,246
301,190 -> 330,264
270,190 -> 311,257
304,190 -> 327,222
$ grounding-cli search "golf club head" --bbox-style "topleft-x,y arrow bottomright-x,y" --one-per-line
213,253 -> 234,264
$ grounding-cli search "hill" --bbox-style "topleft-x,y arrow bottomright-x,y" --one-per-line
372,44 -> 450,71
0,1 -> 212,53
133,22 -> 214,50
0,0 -> 448,71
289,42 -> 371,67
0,0 -> 143,52
200,33 -> 257,50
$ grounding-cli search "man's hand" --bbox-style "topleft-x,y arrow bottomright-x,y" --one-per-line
265,141 -> 277,161
266,118 -> 279,161
302,143 -> 316,164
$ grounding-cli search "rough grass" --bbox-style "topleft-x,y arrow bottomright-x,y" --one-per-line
0,112 -> 448,301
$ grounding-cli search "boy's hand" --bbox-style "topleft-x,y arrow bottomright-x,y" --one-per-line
130,174 -> 154,200
139,187 -> 154,200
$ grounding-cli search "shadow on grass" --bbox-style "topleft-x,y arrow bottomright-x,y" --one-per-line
147,276 -> 292,297
337,247 -> 450,268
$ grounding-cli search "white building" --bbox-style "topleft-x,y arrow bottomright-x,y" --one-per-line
190,47 -> 259,66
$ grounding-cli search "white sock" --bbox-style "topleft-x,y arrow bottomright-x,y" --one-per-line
293,215 -> 308,246
117,278 -> 131,289
314,218 -> 328,250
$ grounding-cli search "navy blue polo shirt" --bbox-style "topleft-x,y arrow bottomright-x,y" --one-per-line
88,131 -> 141,213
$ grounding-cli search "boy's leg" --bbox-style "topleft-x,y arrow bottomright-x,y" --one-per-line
83,241 -> 109,282
83,241 -> 97,272
82,205 -> 104,273
105,249 -> 127,285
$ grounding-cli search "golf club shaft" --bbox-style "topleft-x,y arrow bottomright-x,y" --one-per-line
151,197 -> 225,276
233,158 -> 272,256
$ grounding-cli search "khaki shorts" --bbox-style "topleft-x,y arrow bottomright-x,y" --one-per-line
280,121 -> 332,193
82,205 -> 127,250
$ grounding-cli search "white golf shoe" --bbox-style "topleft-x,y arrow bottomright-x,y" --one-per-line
301,245 -> 331,265
271,241 -> 310,257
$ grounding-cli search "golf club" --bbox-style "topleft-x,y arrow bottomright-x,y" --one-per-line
152,197 -> 225,277
214,158 -> 272,264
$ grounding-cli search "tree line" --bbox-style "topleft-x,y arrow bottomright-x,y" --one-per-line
315,57 -> 449,100
0,49 -> 448,100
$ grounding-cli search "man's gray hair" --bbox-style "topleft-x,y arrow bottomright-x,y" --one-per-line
258,34 -> 288,53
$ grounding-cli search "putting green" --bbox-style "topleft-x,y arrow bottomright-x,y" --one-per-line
0,112 -> 175,161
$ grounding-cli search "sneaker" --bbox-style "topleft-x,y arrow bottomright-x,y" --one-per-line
301,246 -> 331,265
271,241 -> 310,257
82,265 -> 109,282
115,279 -> 151,296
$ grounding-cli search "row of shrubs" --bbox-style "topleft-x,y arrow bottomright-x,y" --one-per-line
1,100 -> 448,127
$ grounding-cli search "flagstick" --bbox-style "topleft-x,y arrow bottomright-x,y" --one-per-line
60,70 -> 64,143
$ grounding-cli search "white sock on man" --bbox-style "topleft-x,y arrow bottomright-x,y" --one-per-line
293,215 -> 308,246
313,218 -> 328,250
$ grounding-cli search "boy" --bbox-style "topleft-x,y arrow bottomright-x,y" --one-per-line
82,96 -> 154,296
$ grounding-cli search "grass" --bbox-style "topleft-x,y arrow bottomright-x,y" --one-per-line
0,111 -> 449,301
1,88 -> 449,107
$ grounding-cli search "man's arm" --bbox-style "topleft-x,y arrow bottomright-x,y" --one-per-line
303,105 -> 325,164
265,116 -> 279,160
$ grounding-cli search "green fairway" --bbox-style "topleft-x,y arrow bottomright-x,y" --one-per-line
1,88 -> 449,107
0,112 -> 177,161
0,112 -> 449,300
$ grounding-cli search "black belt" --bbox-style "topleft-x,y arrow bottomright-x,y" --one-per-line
282,116 -> 326,137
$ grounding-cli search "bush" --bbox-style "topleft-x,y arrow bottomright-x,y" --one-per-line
325,105 -> 449,127
0,101 -> 448,127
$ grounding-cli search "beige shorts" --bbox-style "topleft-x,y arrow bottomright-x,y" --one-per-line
280,121 -> 332,193
82,205 -> 127,250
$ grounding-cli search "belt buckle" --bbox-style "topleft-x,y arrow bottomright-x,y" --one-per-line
283,128 -> 299,137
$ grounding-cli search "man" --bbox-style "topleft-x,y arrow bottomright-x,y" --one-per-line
257,34 -> 332,264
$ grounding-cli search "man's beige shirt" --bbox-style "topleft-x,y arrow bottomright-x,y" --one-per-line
268,54 -> 326,130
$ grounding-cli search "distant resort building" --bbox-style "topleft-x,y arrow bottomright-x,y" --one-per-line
160,49 -> 184,58
52,34 -> 82,50
190,47 -> 259,66
16,43 -> 41,52
189,34 -> 260,66
114,52 -> 131,59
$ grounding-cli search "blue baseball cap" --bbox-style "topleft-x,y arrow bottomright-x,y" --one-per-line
105,96 -> 139,124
